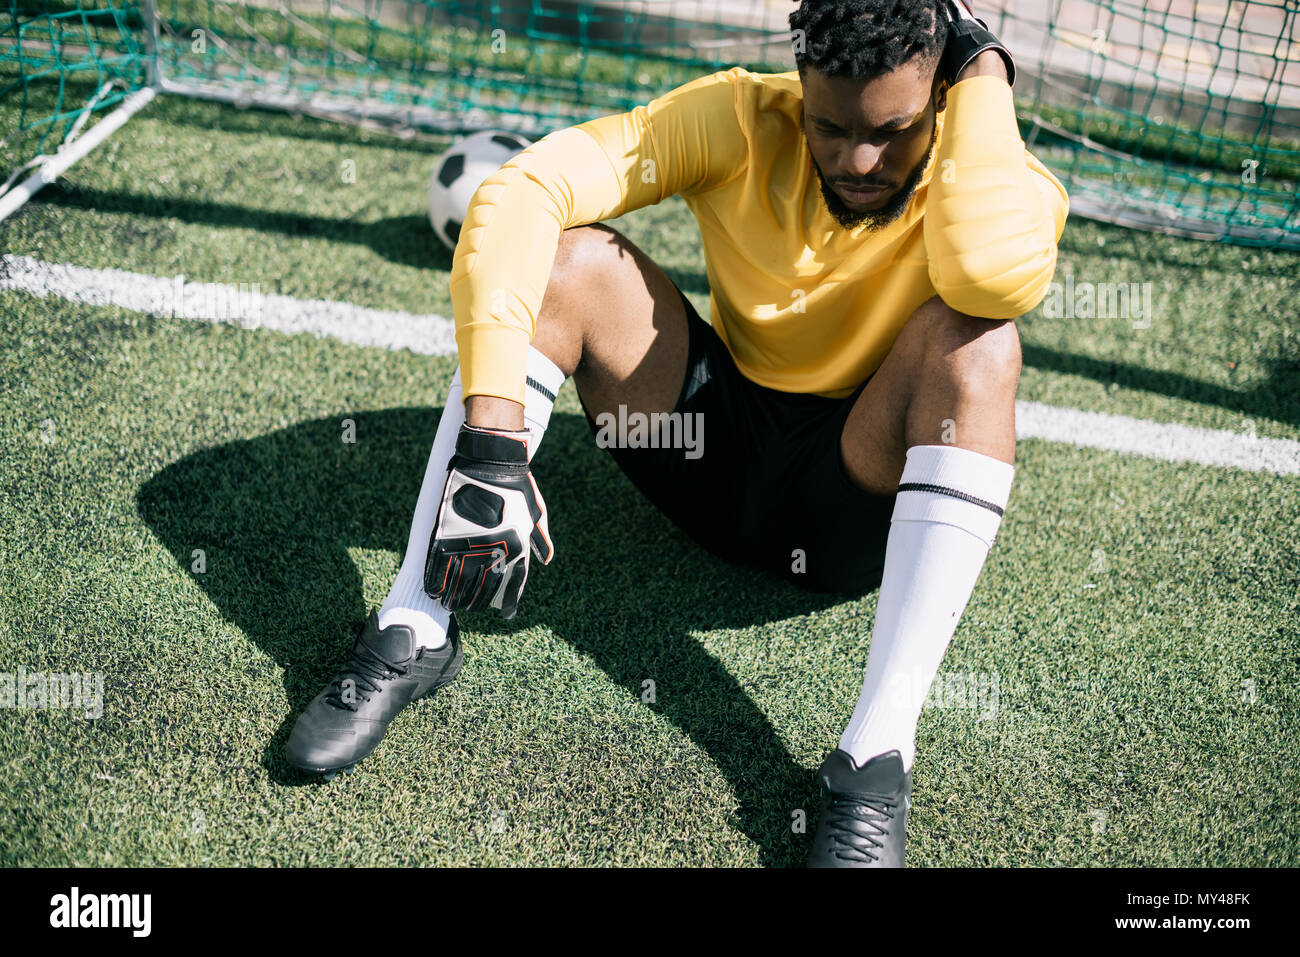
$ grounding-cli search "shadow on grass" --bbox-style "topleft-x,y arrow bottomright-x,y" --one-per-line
35,183 -> 716,297
142,96 -> 456,154
37,183 -> 1299,418
1034,218 -> 1300,427
136,408 -> 863,867
1019,343 -> 1300,429
1057,218 -> 1300,281
39,182 -> 452,272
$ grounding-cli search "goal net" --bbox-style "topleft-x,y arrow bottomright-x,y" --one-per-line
3,0 -> 1296,246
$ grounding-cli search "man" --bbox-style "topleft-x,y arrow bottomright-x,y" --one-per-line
285,0 -> 1068,867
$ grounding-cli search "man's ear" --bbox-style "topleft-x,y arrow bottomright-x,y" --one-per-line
933,73 -> 949,113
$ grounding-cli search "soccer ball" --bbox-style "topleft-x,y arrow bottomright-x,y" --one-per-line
429,129 -> 532,252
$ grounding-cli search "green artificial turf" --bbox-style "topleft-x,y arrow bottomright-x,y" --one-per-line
0,89 -> 1297,867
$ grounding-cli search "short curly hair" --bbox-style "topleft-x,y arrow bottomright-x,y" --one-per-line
789,0 -> 945,81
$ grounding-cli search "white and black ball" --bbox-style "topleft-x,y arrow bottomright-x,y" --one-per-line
429,129 -> 532,252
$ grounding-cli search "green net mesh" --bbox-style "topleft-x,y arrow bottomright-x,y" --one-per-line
3,1 -> 1298,247
0,1 -> 151,191
996,1 -> 1299,248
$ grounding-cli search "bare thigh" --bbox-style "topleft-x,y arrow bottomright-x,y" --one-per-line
530,223 -> 691,421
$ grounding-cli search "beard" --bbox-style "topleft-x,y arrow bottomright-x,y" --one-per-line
810,123 -> 938,231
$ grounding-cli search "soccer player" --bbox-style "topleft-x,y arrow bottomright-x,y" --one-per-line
285,0 -> 1068,867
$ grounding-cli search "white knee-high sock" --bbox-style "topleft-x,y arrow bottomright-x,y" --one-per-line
379,346 -> 567,649
839,444 -> 1015,772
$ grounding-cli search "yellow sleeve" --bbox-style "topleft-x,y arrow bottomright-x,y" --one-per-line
449,69 -> 750,404
924,75 -> 1069,319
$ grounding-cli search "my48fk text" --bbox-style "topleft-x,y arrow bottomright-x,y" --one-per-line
1128,893 -> 1251,908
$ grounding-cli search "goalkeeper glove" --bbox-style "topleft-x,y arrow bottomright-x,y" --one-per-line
424,423 -> 553,620
940,1 -> 1016,88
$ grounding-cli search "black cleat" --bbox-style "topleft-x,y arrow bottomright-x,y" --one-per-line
285,608 -> 463,776
807,749 -> 911,868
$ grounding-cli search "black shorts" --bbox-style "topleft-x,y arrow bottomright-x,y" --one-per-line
579,285 -> 897,595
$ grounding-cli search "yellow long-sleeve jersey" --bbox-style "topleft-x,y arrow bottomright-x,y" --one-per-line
449,67 -> 1069,406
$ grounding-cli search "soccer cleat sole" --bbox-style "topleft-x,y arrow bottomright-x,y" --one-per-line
288,761 -> 356,780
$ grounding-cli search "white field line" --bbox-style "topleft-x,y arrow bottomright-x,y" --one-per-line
0,254 -> 458,355
3,254 -> 1298,476
1014,401 -> 1298,476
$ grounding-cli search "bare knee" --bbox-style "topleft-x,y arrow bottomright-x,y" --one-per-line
534,225 -> 626,375
549,223 -> 625,288
908,297 -> 1021,391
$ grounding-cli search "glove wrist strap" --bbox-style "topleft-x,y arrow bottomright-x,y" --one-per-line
455,423 -> 529,466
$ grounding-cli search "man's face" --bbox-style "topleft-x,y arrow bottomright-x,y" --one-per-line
800,56 -> 944,230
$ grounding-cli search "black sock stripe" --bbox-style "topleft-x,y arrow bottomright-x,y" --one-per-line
896,482 -> 1004,517
526,376 -> 556,403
